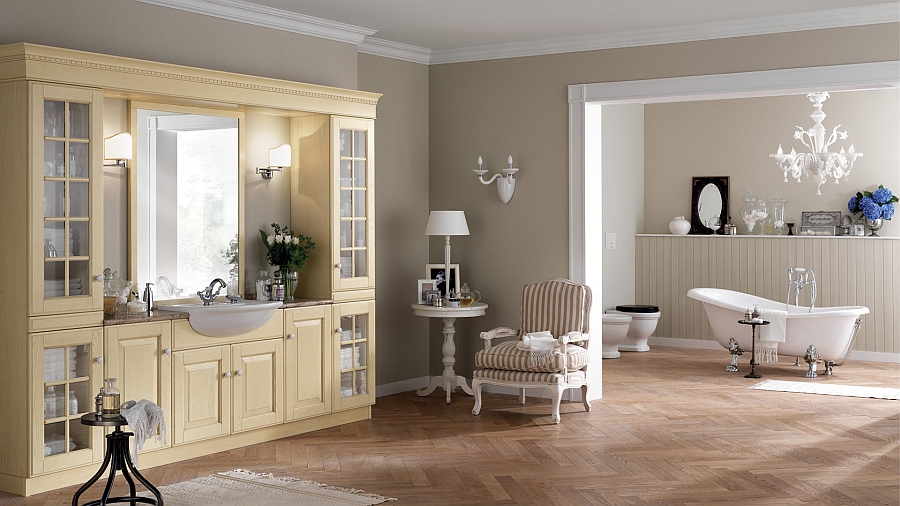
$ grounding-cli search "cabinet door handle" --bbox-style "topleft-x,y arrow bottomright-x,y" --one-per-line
224,371 -> 232,379
236,369 -> 243,376
96,356 -> 104,364
288,333 -> 296,340
336,327 -> 343,334
94,275 -> 104,282
164,348 -> 172,355
336,263 -> 342,270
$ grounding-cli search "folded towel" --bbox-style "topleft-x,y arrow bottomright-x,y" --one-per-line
516,331 -> 560,368
121,399 -> 166,467
754,309 -> 787,363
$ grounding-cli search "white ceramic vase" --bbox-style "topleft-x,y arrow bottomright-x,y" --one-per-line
669,216 -> 690,235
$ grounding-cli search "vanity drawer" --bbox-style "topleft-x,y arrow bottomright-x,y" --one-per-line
172,310 -> 284,350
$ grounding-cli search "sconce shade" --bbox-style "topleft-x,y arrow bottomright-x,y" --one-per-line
104,132 -> 133,161
425,211 -> 469,236
268,144 -> 291,167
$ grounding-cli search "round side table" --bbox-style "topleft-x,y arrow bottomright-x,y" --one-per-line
72,414 -> 164,506
738,319 -> 770,379
412,302 -> 487,404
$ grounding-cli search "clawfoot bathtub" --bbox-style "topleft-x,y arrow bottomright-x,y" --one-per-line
687,288 -> 868,376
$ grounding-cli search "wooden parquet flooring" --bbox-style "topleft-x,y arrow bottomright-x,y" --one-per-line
2,346 -> 897,505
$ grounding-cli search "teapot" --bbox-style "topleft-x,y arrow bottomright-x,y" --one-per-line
457,283 -> 481,306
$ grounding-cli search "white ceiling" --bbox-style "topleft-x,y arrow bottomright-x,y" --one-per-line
136,0 -> 900,64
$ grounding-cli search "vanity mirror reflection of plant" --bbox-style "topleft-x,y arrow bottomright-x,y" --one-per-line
259,223 -> 315,273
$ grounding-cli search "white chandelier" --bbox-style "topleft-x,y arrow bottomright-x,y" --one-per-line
770,92 -> 862,195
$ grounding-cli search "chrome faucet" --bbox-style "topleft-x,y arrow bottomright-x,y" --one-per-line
155,275 -> 183,297
197,278 -> 227,306
786,267 -> 816,312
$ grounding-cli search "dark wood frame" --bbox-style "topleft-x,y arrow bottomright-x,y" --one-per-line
690,176 -> 729,234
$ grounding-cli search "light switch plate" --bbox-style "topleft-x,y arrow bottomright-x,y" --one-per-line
605,233 -> 616,250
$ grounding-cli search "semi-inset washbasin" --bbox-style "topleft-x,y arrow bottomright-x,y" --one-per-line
160,300 -> 282,337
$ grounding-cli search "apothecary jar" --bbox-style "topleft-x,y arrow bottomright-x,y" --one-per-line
739,188 -> 769,235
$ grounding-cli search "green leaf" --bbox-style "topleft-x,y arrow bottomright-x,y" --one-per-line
259,229 -> 270,250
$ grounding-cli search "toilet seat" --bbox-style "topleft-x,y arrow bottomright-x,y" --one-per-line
615,304 -> 659,314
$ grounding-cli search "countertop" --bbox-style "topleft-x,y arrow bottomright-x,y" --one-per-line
103,298 -> 333,325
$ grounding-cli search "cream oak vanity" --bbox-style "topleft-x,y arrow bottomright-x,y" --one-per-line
0,43 -> 379,496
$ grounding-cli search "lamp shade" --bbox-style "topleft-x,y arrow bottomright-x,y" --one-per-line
425,211 -> 469,236
104,132 -> 133,160
268,144 -> 292,167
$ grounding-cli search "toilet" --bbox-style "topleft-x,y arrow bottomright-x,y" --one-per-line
606,305 -> 661,352
601,314 -> 632,359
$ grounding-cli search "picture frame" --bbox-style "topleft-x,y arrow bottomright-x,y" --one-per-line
425,290 -> 442,306
417,279 -> 436,304
425,263 -> 460,298
690,176 -> 729,234
801,211 -> 841,227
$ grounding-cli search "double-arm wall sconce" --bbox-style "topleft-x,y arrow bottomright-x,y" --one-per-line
256,144 -> 292,179
103,132 -> 133,167
474,155 -> 518,203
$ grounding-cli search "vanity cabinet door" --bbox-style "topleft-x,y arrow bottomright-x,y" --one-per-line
30,83 -> 104,315
332,117 -> 375,294
172,346 -> 231,444
30,328 -> 104,474
104,322 -> 172,452
332,300 -> 375,411
231,339 -> 283,432
284,306 -> 332,421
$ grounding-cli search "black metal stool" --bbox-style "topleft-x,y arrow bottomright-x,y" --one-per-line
72,414 -> 164,506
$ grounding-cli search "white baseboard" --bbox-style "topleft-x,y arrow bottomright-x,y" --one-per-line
375,376 -> 430,397
648,336 -> 900,363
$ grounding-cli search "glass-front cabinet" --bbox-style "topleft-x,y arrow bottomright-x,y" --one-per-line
31,84 -> 103,315
31,328 -> 103,474
332,117 -> 375,293
333,301 -> 375,411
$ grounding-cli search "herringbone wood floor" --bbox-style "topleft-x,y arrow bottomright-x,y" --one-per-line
2,346 -> 898,505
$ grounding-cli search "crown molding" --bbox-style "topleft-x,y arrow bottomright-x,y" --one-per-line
359,37 -> 431,65
134,0 -> 376,45
431,4 -> 900,65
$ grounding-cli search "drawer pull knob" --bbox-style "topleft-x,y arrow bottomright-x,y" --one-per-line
236,369 -> 243,376
224,371 -> 232,379
164,348 -> 172,355
288,333 -> 296,340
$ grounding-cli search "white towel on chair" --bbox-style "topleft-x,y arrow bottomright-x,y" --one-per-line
516,331 -> 560,368
757,309 -> 787,363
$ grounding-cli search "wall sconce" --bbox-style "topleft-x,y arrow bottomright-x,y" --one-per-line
103,132 -> 133,167
256,144 -> 291,179
473,155 -> 518,203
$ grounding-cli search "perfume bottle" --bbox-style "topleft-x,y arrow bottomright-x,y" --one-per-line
101,378 -> 121,418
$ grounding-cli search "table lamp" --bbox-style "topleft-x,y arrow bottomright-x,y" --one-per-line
425,211 -> 469,301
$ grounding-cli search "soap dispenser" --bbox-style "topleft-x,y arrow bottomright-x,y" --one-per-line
143,283 -> 154,315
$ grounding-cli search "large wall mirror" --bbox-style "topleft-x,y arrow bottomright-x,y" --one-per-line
690,176 -> 729,234
130,103 -> 244,299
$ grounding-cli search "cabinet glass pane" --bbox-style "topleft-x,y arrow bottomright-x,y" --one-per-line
70,222 -> 89,257
339,344 -> 354,370
70,381 -> 90,415
340,316 -> 353,341
356,342 -> 367,368
339,190 -> 351,217
44,262 -> 65,297
69,103 -> 90,140
353,220 -> 365,247
44,385 -> 65,419
354,250 -> 366,277
353,190 -> 366,218
340,372 -> 352,398
70,182 -> 89,217
44,222 -> 64,258
69,261 -> 89,295
355,370 -> 367,395
340,160 -> 351,186
353,160 -> 365,187
339,130 -> 351,157
355,314 -> 368,339
44,346 -> 74,383
44,422 -> 68,456
69,420 -> 90,451
353,130 -> 366,158
69,142 -> 89,178
339,252 -> 352,278
340,221 -> 351,248
44,140 -> 66,177
44,101 -> 65,138
44,181 -> 66,217
72,345 -> 90,378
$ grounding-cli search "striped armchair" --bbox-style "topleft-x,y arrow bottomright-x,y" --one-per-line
472,279 -> 592,424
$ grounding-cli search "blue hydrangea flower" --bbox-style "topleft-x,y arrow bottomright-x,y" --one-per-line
883,202 -> 895,220
873,187 -> 894,204
847,195 -> 858,213
862,199 -> 882,221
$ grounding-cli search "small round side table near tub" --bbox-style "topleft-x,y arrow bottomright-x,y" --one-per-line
72,414 -> 164,506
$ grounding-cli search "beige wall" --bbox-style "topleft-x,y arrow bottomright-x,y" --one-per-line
645,89 -> 900,238
429,24 -> 900,376
357,54 -> 431,385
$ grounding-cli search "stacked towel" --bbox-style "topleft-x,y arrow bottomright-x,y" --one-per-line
757,309 -> 788,363
44,348 -> 77,382
121,399 -> 166,467
340,374 -> 353,398
356,371 -> 366,395
340,346 -> 361,369
516,330 -> 561,368
45,279 -> 83,297
43,434 -> 75,456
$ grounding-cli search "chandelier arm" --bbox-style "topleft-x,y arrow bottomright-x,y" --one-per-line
795,128 -> 814,152
477,173 -> 503,186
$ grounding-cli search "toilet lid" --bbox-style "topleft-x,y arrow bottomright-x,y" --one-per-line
616,304 -> 659,313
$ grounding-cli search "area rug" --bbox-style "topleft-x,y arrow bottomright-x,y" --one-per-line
140,469 -> 395,505
749,379 -> 900,400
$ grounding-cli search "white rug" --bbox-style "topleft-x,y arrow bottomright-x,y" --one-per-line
140,469 -> 395,505
750,379 -> 900,400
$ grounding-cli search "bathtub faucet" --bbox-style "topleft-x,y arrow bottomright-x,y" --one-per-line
786,267 -> 816,312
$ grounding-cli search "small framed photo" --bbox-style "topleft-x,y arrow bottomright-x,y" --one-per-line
425,290 -> 441,306
426,264 -> 460,298
417,279 -> 436,304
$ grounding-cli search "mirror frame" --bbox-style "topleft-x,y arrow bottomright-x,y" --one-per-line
690,176 -> 729,234
128,100 -> 246,297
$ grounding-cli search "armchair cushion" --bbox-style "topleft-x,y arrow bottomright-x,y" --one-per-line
475,340 -> 589,373
473,368 -> 586,385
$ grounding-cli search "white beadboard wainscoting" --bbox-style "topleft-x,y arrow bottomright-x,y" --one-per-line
635,235 -> 899,356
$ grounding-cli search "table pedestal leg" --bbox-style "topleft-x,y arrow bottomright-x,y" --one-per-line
745,324 -> 762,379
416,317 -> 473,404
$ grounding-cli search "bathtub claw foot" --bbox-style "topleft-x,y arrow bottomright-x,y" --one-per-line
726,337 -> 743,373
824,361 -> 835,376
793,357 -> 802,367
804,345 -> 820,379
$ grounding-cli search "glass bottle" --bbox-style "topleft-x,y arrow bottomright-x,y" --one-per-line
69,390 -> 79,415
44,235 -> 58,258
271,270 -> 285,301
102,268 -> 117,317
44,386 -> 58,419
101,378 -> 121,418
754,193 -> 768,236
227,270 -> 239,298
769,194 -> 786,235
255,269 -> 271,301
739,188 -> 759,235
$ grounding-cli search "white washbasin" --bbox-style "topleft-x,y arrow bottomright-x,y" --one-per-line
161,300 -> 282,337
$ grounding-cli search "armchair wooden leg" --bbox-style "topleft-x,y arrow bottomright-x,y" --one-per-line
581,383 -> 591,412
550,385 -> 564,424
518,388 -> 526,405
471,378 -> 483,416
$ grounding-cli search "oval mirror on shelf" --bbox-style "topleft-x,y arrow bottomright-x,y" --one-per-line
690,176 -> 729,234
